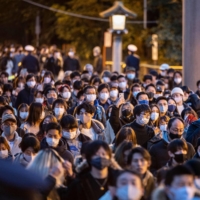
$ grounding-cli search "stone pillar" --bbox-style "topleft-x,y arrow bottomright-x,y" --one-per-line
112,35 -> 122,72
183,0 -> 200,91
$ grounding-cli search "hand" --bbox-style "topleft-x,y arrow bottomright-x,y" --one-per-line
153,127 -> 160,135
115,96 -> 125,108
62,161 -> 73,177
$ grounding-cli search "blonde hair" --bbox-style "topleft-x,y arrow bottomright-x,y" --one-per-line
27,149 -> 64,186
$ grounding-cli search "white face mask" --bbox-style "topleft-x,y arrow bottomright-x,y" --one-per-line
160,124 -> 167,131
23,153 -> 35,163
62,92 -> 71,99
20,112 -> 29,119
174,78 -> 182,84
161,71 -> 166,76
27,81 -> 36,88
174,96 -> 182,103
138,117 -> 149,125
54,108 -> 65,116
119,82 -> 126,89
110,90 -> 118,98
86,94 -> 96,102
44,77 -> 51,83
62,131 -> 76,140
112,82 -> 119,88
169,186 -> 195,200
116,185 -> 143,200
68,51 -> 74,57
35,98 -> 44,104
103,77 -> 110,83
133,91 -> 140,98
99,93 -> 109,101
150,112 -> 159,121
0,149 -> 8,159
46,137 -> 59,147
18,83 -> 24,88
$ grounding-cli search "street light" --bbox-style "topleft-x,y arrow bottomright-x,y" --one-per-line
100,1 -> 137,72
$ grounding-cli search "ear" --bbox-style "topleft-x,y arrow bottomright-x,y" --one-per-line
147,161 -> 151,168
168,151 -> 174,157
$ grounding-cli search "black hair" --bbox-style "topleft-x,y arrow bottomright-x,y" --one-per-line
26,102 -> 43,125
77,90 -> 84,99
155,96 -> 168,104
167,139 -> 188,153
46,122 -> 62,134
2,105 -> 15,115
43,71 -> 54,81
110,75 -> 118,81
131,83 -> 141,91
90,77 -> 102,85
26,74 -> 35,82
174,71 -> 182,77
181,86 -> 191,94
60,114 -> 78,129
55,80 -> 63,87
52,98 -> 67,110
0,96 -> 8,105
149,70 -> 158,77
164,165 -> 194,186
83,85 -> 96,94
44,86 -> 57,97
73,80 -> 83,90
34,90 -> 43,97
19,135 -> 40,153
143,74 -> 152,82
117,75 -> 125,80
70,71 -> 81,79
62,80 -> 71,86
167,117 -> 184,130
3,84 -> 13,93
156,80 -> 165,86
145,84 -> 156,91
0,71 -> 9,77
127,147 -> 151,165
76,102 -> 96,115
97,83 -> 110,93
136,91 -> 148,100
196,80 -> 200,87
134,104 -> 151,118
86,140 -> 112,163
167,68 -> 175,74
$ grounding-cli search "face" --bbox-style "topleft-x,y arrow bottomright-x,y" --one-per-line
0,88 -> 3,95
116,172 -> 143,191
79,108 -> 93,124
85,88 -> 96,95
43,117 -> 51,124
47,91 -> 57,98
132,87 -> 141,93
3,109 -> 13,116
0,143 -> 7,151
24,147 -> 36,156
130,153 -> 150,175
63,87 -> 69,93
174,73 -> 182,79
122,104 -> 131,111
100,88 -> 109,94
170,175 -> 194,189
118,77 -> 126,83
36,93 -> 43,98
94,82 -> 100,88
91,147 -> 110,160
27,76 -> 35,82
72,76 -> 81,82
146,86 -> 156,94
136,111 -> 150,121
55,103 -> 64,109
157,100 -> 168,113
172,93 -> 182,99
144,79 -> 152,85
159,119 -> 167,126
138,94 -> 149,101
0,75 -> 8,83
168,72 -> 174,78
5,91 -> 11,97
168,119 -> 184,137
46,129 -> 61,140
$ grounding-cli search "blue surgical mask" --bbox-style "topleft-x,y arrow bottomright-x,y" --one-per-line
138,100 -> 149,105
127,73 -> 135,80
169,186 -> 195,200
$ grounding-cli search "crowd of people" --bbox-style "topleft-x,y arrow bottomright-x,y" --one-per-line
0,44 -> 200,200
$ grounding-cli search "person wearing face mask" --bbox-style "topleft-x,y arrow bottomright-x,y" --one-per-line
156,97 -> 169,117
149,105 -> 160,134
127,83 -> 142,107
167,97 -> 180,118
101,70 -> 111,84
93,46 -> 103,74
40,122 -> 73,163
74,85 -> 106,127
125,66 -> 136,87
166,139 -> 188,168
123,104 -> 155,149
15,74 -> 36,109
14,134 -> 40,167
157,165 -> 198,200
0,136 -> 13,160
34,91 -> 45,105
149,117 -> 195,175
71,80 -> 83,106
66,140 -> 113,200
117,75 -> 130,100
97,83 -> 112,112
17,103 -> 29,126
113,170 -> 144,200
61,115 -> 92,157
145,84 -> 156,105
52,99 -> 67,122
20,102 -> 45,135
109,86 -> 119,105
158,63 -> 170,79
136,92 -> 150,106
63,49 -> 81,72
1,114 -> 22,156
171,87 -> 189,115
76,102 -> 105,141
173,71 -> 183,88
12,76 -> 25,97
127,147 -> 155,199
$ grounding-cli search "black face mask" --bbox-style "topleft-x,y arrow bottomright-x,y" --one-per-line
47,97 -> 56,105
122,109 -> 132,117
169,132 -> 182,140
174,153 -> 187,163
90,157 -> 110,170
147,92 -> 154,99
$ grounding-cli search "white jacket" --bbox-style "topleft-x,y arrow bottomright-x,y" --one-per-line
2,131 -> 22,156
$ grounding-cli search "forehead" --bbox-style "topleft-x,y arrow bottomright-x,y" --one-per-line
172,175 -> 193,185
132,153 -> 145,160
117,173 -> 141,185
157,99 -> 167,104
171,119 -> 184,128
86,88 -> 95,93
47,129 -> 60,135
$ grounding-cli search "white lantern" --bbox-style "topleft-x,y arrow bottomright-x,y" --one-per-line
111,15 -> 126,30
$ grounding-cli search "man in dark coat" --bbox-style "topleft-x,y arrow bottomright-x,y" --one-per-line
149,117 -> 195,175
22,45 -> 40,74
125,44 -> 140,76
15,74 -> 36,109
93,46 -> 103,74
63,50 -> 80,72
